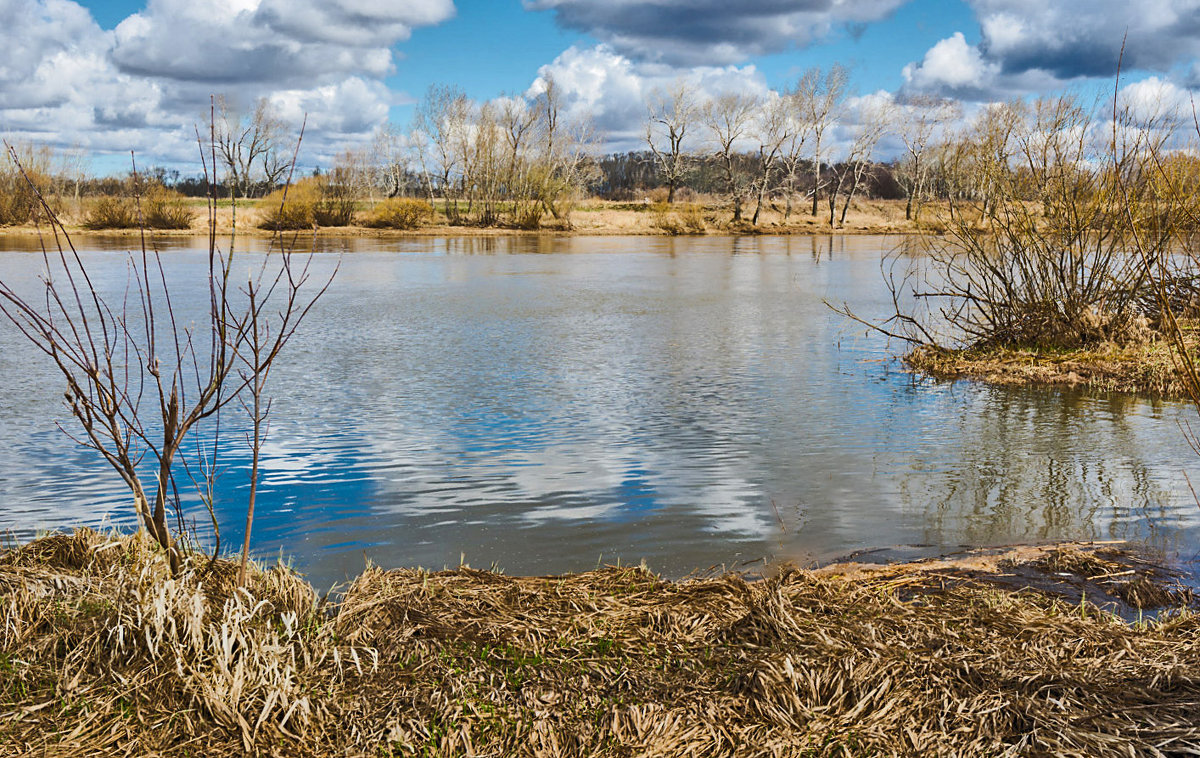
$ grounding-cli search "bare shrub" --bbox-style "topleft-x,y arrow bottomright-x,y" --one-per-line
651,201 -> 706,235
0,127 -> 332,574
258,179 -> 318,230
848,94 -> 1199,351
143,186 -> 196,229
646,186 -> 671,204
0,145 -> 61,225
82,195 -> 138,229
312,176 -> 356,227
0,172 -> 47,225
259,176 -> 356,229
512,203 -> 544,230
364,198 -> 433,229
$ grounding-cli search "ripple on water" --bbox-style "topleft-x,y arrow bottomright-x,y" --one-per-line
0,235 -> 1197,587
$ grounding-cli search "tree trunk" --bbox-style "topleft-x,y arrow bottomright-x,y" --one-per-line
840,174 -> 860,225
752,165 -> 771,226
811,142 -> 821,217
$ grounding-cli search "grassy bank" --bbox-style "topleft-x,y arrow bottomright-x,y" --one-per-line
0,198 -> 926,239
905,333 -> 1195,399
2,530 -> 1198,756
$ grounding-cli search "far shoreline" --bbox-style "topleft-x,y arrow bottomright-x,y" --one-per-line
0,197 -> 936,240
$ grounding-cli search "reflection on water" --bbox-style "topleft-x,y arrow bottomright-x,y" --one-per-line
0,234 -> 1198,588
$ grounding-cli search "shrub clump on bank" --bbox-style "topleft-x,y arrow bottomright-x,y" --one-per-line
650,201 -> 707,235
82,187 -> 195,230
142,186 -> 195,229
364,198 -> 434,230
2,529 -> 1200,756
258,177 -> 356,231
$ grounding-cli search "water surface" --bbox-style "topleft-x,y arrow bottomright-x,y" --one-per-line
1,234 -> 1197,588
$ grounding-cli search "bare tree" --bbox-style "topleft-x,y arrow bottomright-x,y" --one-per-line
0,120 -> 332,576
750,95 -> 793,225
498,94 -> 539,222
896,95 -> 960,222
645,80 -> 699,203
370,123 -> 415,199
214,96 -> 286,198
703,92 -> 759,223
406,124 -> 438,207
956,101 -> 1025,221
530,73 -> 599,225
472,101 -> 504,225
795,64 -> 849,217
414,84 -> 468,219
777,86 -> 813,221
331,146 -> 376,203
830,96 -> 893,226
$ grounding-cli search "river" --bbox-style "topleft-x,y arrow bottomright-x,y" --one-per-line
0,233 -> 1197,588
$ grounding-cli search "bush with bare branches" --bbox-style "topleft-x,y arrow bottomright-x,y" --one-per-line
848,94 -> 1199,352
0,123 -> 332,576
364,197 -> 433,229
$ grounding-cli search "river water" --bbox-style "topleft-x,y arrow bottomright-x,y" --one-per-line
0,234 -> 1197,588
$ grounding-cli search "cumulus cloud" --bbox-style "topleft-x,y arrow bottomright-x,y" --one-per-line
0,0 -> 112,110
0,0 -> 454,169
0,0 -> 186,159
525,0 -> 909,66
902,32 -> 998,97
1114,76 -> 1200,134
111,0 -> 453,85
970,0 -> 1200,79
527,45 -> 770,150
905,0 -> 1200,100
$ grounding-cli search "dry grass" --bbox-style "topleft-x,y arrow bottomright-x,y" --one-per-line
0,198 -> 932,239
364,198 -> 435,230
649,202 -> 708,235
3,530 -> 1199,756
906,333 -> 1193,397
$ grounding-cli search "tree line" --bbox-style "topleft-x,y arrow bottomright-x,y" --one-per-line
10,66 -> 1199,233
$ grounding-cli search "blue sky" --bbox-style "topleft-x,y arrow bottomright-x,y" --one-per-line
4,0 -> 1199,173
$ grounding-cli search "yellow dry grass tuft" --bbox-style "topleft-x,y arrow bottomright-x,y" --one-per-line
2,531 -> 1199,756
906,335 -> 1193,398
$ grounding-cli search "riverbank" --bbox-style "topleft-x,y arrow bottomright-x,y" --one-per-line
0,198 -> 927,239
2,529 -> 1197,756
905,336 -> 1195,399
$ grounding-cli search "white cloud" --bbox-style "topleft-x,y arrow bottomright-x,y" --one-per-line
902,32 -> 998,94
904,0 -> 1200,101
0,0 -> 455,170
529,44 -> 770,150
1116,76 -> 1199,131
110,0 -> 436,85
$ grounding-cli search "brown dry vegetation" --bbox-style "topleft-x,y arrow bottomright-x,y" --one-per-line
3,529 -> 1199,757
0,197 -> 925,240
904,331 -> 1195,398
